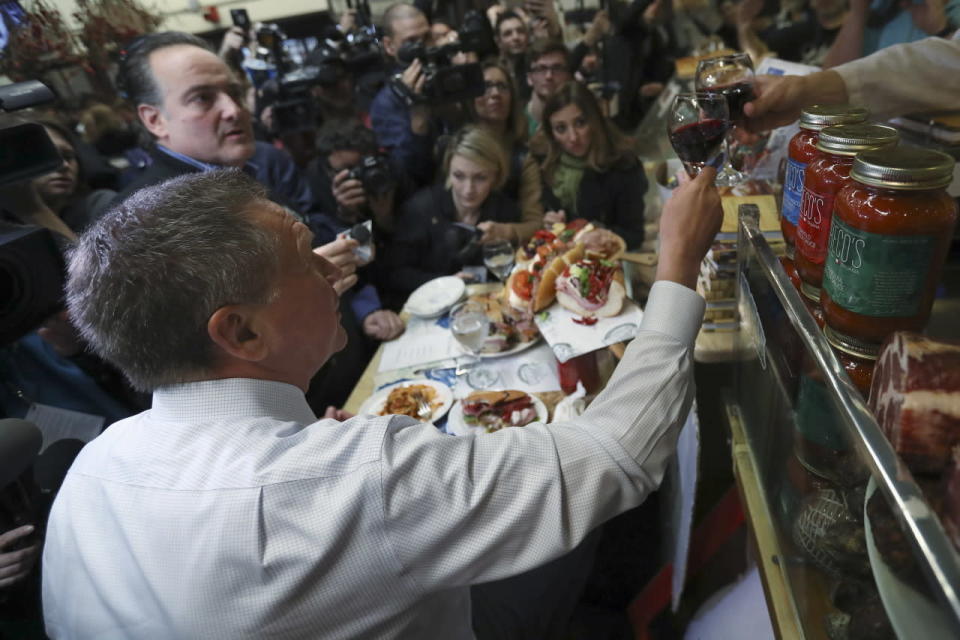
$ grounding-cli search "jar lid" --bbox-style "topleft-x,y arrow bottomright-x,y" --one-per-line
800,280 -> 821,303
816,124 -> 899,156
851,147 -> 956,190
824,325 -> 880,360
799,105 -> 869,131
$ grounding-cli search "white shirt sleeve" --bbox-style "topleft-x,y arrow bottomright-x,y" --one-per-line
834,36 -> 960,121
378,281 -> 705,590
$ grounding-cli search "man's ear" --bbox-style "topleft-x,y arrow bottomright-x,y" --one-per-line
527,73 -> 533,88
138,103 -> 167,141
207,305 -> 269,363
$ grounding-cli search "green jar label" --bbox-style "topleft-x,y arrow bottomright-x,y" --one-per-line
823,217 -> 935,317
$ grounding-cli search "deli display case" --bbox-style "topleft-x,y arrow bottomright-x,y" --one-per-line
728,211 -> 960,640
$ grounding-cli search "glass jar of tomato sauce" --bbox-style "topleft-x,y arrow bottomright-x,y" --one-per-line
795,124 -> 899,295
799,281 -> 825,329
823,325 -> 878,398
781,106 -> 869,254
822,148 -> 958,344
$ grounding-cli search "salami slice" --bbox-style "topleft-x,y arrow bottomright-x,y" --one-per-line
868,332 -> 960,474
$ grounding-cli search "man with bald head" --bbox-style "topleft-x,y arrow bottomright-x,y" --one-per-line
370,3 -> 438,186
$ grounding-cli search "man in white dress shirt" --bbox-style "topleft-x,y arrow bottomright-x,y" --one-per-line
42,166 -> 721,639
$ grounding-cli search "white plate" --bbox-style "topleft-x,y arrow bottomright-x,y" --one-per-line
863,477 -> 955,639
457,336 -> 542,359
357,379 -> 454,424
447,394 -> 548,436
404,276 -> 466,318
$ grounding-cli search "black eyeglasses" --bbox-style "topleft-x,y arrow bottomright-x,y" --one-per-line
483,81 -> 510,94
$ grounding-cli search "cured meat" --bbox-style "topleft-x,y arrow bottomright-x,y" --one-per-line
868,332 -> 960,474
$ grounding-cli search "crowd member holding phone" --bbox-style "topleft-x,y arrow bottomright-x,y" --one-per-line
385,125 -> 522,296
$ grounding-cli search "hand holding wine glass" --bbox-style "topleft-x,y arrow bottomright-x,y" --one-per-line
667,93 -> 730,178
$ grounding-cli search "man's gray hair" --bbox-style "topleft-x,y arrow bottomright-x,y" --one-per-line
66,170 -> 280,391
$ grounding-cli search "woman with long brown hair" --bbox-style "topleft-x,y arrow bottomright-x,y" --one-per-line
532,81 -> 648,249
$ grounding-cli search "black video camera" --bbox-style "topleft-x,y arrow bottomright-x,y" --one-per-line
0,80 -> 68,347
393,10 -> 493,105
347,154 -> 394,196
0,81 -> 61,188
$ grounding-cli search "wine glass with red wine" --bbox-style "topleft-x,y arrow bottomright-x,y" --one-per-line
695,53 -> 756,186
667,93 -> 730,178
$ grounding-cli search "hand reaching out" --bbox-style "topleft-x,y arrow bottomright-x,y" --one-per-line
0,525 -> 39,588
362,310 -> 405,341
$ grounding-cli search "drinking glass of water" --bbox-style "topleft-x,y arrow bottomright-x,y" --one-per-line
483,241 -> 515,283
449,301 -> 498,389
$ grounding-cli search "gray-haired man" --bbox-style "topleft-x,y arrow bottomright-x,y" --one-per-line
42,168 -> 722,638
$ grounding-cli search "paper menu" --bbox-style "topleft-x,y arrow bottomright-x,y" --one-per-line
533,299 -> 644,363
377,315 -> 460,373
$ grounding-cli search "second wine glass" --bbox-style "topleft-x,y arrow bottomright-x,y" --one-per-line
695,53 -> 756,186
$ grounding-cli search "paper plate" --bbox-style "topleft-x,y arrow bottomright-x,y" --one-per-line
404,276 -> 466,318
447,394 -> 548,436
357,380 -> 454,424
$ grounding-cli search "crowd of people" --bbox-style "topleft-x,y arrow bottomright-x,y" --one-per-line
1,0 -> 958,636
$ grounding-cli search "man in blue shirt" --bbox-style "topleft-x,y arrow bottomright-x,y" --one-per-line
113,31 -> 403,408
369,3 -> 438,187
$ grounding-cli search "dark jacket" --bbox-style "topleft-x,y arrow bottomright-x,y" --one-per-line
384,183 -> 522,300
540,156 -> 648,250
114,144 -> 316,221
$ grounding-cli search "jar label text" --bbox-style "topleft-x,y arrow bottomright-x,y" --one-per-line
796,187 -> 834,264
781,157 -> 806,227
823,217 -> 935,317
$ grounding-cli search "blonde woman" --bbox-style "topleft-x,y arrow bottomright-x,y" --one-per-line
385,125 -> 522,297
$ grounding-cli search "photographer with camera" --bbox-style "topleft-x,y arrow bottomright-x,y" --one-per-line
370,3 -> 440,187
306,120 -> 412,314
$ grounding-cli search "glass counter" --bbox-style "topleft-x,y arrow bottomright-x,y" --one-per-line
729,211 -> 960,639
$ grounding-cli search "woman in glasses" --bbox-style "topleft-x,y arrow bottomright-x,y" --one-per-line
533,81 -> 648,250
468,60 -> 545,245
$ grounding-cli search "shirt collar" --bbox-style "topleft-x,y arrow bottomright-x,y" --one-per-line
156,145 -> 260,175
150,378 -> 317,425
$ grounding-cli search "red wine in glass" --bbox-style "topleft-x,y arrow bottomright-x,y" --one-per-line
667,92 -> 730,177
715,81 -> 756,121
669,119 -> 729,175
